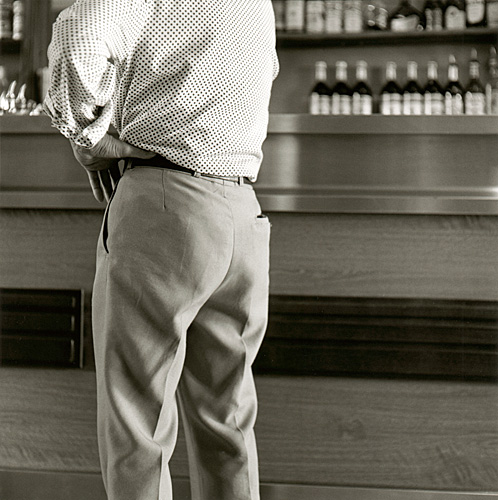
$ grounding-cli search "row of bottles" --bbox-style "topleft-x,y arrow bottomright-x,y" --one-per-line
309,47 -> 498,114
0,0 -> 24,40
274,0 -> 498,34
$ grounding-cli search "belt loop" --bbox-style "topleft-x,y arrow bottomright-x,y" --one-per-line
238,177 -> 243,186
193,171 -> 201,178
125,158 -> 134,171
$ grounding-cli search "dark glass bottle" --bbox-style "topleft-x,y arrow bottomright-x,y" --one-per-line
331,61 -> 352,115
309,61 -> 331,115
389,0 -> 425,31
487,45 -> 498,114
352,60 -> 373,115
403,61 -> 423,115
444,55 -> 465,115
380,61 -> 402,115
423,61 -> 444,115
465,48 -> 486,114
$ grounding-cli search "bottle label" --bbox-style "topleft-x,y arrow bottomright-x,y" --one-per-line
344,0 -> 363,32
352,93 -> 372,115
341,94 -> 352,114
307,0 -> 326,33
325,0 -> 343,32
381,93 -> 402,115
331,94 -> 352,115
310,93 -> 330,115
465,92 -> 486,114
403,93 -> 422,115
444,93 -> 464,115
391,15 -> 420,31
466,0 -> 486,24
286,0 -> 306,31
487,0 -> 498,26
424,93 -> 444,115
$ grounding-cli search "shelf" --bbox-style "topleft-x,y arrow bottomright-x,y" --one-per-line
267,114 -> 498,135
0,38 -> 22,54
276,27 -> 498,47
2,114 -> 498,136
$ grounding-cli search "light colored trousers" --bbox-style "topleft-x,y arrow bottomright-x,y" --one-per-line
91,166 -> 271,500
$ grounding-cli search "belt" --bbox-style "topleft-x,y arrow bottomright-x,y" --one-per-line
128,156 -> 250,185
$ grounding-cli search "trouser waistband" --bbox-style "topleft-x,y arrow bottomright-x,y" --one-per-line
128,156 -> 250,185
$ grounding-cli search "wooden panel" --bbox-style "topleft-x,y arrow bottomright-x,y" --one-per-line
0,368 -> 497,492
0,210 -> 100,292
1,210 -> 498,301
268,213 -> 498,300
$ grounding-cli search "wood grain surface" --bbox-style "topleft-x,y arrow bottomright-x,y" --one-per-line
268,213 -> 498,300
1,210 -> 497,300
0,368 -> 497,491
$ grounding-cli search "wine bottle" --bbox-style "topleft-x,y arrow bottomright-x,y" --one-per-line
380,61 -> 402,115
389,0 -> 425,31
487,46 -> 498,114
403,61 -> 423,115
331,61 -> 352,115
444,55 -> 465,115
465,48 -> 486,114
309,61 -> 331,115
424,61 -> 444,115
444,0 -> 466,29
306,0 -> 326,33
423,0 -> 443,29
352,60 -> 373,115
465,0 -> 487,27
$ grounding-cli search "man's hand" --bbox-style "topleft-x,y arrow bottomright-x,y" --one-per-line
70,134 -> 155,203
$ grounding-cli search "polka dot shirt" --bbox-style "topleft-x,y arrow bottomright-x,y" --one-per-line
44,0 -> 279,180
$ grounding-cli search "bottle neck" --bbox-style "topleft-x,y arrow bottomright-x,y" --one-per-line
315,63 -> 327,83
386,63 -> 397,82
356,64 -> 368,82
336,65 -> 348,82
448,64 -> 459,82
427,62 -> 438,81
469,60 -> 480,80
407,62 -> 418,81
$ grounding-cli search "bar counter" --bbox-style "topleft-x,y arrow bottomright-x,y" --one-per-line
2,114 -> 498,214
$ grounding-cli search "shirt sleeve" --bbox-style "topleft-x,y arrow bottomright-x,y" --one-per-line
43,1 -> 122,148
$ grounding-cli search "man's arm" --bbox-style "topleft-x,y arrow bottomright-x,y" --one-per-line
43,0 -> 154,201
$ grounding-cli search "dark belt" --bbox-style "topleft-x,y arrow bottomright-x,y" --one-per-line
128,156 -> 250,185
